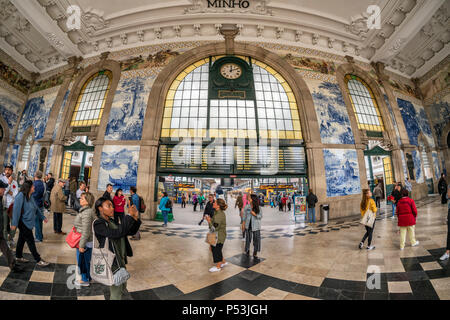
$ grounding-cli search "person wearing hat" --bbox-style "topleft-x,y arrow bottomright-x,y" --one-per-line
1,165 -> 18,247
0,180 -> 21,272
50,179 -> 68,235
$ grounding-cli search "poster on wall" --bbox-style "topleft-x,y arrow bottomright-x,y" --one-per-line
293,195 -> 306,224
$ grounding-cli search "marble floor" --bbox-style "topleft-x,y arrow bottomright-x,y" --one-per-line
0,195 -> 449,300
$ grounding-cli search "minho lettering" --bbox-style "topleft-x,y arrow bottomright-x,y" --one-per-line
182,305 -> 217,317
207,0 -> 250,9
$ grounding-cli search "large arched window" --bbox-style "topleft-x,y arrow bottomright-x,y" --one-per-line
70,70 -> 112,127
345,75 -> 384,133
158,56 -> 305,176
161,57 -> 302,140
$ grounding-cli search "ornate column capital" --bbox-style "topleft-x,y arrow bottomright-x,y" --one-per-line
219,24 -> 239,55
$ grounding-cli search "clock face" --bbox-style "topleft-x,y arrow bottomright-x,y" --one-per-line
220,63 -> 242,79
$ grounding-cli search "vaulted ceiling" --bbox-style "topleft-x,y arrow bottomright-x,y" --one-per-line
1,0 -> 449,80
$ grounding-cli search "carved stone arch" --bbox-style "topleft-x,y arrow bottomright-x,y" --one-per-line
57,58 -> 121,143
0,114 -> 10,165
140,42 -> 321,218
336,63 -> 397,148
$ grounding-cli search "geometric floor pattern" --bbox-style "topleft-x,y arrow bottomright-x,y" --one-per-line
0,195 -> 448,300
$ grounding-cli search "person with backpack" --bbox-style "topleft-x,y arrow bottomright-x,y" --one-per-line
306,189 -> 318,224
396,188 -> 419,250
93,196 -> 141,300
159,192 -> 171,227
129,186 -> 143,240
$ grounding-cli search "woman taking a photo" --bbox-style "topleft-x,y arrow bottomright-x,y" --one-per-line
243,194 -> 263,258
73,192 -> 96,286
11,180 -> 50,266
93,197 -> 141,300
359,189 -> 377,251
113,188 -> 126,224
205,198 -> 228,273
396,188 -> 419,250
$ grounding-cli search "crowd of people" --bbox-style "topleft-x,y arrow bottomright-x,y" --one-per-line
0,165 -> 144,300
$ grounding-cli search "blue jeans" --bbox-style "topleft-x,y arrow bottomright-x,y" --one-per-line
162,210 -> 169,225
34,206 -> 44,241
76,247 -> 92,282
391,204 -> 396,217
308,207 -> 315,223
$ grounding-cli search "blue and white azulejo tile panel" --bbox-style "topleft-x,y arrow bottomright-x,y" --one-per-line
411,150 -> 423,184
52,90 -> 70,140
427,97 -> 450,146
306,79 -> 355,145
323,148 -> 361,197
97,145 -> 140,193
16,90 -> 58,141
105,76 -> 154,141
10,145 -> 20,170
432,151 -> 441,181
45,145 -> 54,175
397,98 -> 435,148
0,87 -> 22,139
28,143 -> 41,177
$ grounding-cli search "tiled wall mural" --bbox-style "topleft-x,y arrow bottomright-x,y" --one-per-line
3,147 -> 9,167
10,145 -> 19,169
52,90 -> 70,140
412,150 -> 423,183
45,145 -> 54,175
28,143 -> 41,177
397,98 -> 435,148
0,87 -> 22,139
16,90 -> 59,141
427,95 -> 450,146
105,76 -> 154,140
401,151 -> 408,181
432,151 -> 441,180
384,95 -> 402,146
323,149 -> 361,197
97,145 -> 140,192
306,79 -> 355,144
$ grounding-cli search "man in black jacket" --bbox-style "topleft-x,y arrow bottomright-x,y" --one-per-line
103,184 -> 115,208
199,194 -> 215,225
306,189 -> 318,224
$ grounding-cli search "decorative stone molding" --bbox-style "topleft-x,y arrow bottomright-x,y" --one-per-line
120,34 -> 128,45
183,0 -> 273,16
173,25 -> 181,38
345,12 -> 370,40
154,27 -> 162,40
193,24 -> 201,36
276,27 -> 284,39
312,34 -> 319,45
83,7 -> 110,36
257,25 -> 264,37
295,30 -> 302,42
137,30 -> 145,42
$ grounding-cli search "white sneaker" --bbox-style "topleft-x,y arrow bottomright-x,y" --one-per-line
75,280 -> 90,287
400,247 -> 404,251
367,246 -> 375,251
37,260 -> 50,267
411,241 -> 420,247
359,242 -> 364,249
220,262 -> 228,268
209,266 -> 221,272
440,253 -> 449,261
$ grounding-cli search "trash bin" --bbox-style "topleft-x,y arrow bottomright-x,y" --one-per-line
320,204 -> 329,224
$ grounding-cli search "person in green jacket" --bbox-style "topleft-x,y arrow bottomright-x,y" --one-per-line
205,198 -> 228,273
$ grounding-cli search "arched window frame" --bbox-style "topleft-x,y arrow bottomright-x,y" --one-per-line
70,70 -> 112,128
161,56 -> 303,141
345,74 -> 385,133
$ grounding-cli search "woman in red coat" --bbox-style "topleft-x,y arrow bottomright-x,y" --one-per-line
113,188 -> 126,225
396,188 -> 419,250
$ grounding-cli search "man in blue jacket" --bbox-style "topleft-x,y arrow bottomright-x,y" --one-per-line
33,171 -> 45,242
159,192 -> 171,227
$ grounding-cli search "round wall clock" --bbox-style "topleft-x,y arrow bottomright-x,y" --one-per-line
220,63 -> 242,79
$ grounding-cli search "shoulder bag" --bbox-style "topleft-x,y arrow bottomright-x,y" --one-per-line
90,219 -> 130,286
65,226 -> 81,248
360,208 -> 376,228
205,226 -> 218,246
